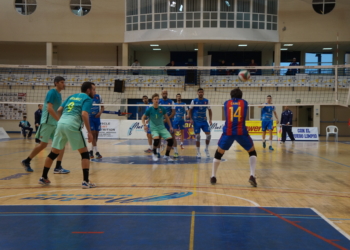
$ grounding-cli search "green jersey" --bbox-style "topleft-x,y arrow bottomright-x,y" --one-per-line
59,93 -> 93,130
144,106 -> 167,131
41,89 -> 62,126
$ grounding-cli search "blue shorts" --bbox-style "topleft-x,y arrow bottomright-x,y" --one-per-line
262,120 -> 273,131
193,121 -> 210,134
147,125 -> 151,134
218,134 -> 254,151
89,118 -> 101,131
173,120 -> 185,130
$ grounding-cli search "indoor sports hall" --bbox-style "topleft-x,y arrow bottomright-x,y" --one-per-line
1,0 -> 350,249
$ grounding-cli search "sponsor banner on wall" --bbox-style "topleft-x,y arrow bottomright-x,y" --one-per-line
83,119 -> 119,139
289,127 -> 319,141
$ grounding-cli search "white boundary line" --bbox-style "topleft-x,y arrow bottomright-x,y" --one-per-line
311,207 -> 350,241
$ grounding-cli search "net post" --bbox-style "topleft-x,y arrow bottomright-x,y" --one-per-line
334,66 -> 338,104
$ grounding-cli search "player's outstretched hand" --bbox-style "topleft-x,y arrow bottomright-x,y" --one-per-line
87,132 -> 93,143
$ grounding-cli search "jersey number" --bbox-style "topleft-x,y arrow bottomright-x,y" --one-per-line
229,106 -> 242,122
67,102 -> 75,112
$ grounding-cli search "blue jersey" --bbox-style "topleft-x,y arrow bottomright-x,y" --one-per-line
89,94 -> 103,118
261,104 -> 275,121
223,98 -> 249,136
190,98 -> 211,122
174,102 -> 188,121
159,98 -> 175,117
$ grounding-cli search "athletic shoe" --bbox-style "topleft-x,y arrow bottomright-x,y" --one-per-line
210,176 -> 217,185
82,181 -> 96,189
249,175 -> 257,187
152,154 -> 159,162
204,149 -> 210,158
89,150 -> 94,159
144,149 -> 152,153
53,168 -> 70,174
157,152 -> 161,158
38,177 -> 51,185
164,156 -> 174,162
174,153 -> 179,158
196,153 -> 201,159
269,146 -> 274,151
162,155 -> 168,159
21,160 -> 33,172
95,152 -> 102,159
263,141 -> 266,148
180,144 -> 184,150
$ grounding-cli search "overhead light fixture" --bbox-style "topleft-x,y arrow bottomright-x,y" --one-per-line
194,48 -> 198,51
150,44 -> 159,46
179,4 -> 183,12
238,44 -> 247,47
170,1 -> 176,8
284,44 -> 293,46
323,48 -> 332,50
153,48 -> 161,50
225,1 -> 230,7
280,48 -> 288,50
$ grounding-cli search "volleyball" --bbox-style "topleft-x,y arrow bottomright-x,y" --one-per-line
238,70 -> 251,82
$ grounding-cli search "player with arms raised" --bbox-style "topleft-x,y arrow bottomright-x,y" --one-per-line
211,88 -> 257,187
259,95 -> 279,150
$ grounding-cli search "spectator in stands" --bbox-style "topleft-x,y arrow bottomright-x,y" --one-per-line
249,59 -> 258,74
131,59 -> 140,75
166,60 -> 176,75
34,104 -> 42,143
19,116 -> 33,138
218,60 -> 227,75
287,58 -> 299,75
229,62 -> 238,75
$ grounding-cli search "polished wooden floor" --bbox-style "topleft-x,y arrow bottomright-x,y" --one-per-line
1,134 -> 350,235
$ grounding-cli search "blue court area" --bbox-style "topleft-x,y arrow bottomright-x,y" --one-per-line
91,155 -> 226,165
0,205 -> 349,250
115,139 -> 222,146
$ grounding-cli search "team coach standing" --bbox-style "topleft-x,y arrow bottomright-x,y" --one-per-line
280,106 -> 295,144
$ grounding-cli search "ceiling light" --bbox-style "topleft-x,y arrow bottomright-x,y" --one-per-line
238,44 -> 247,47
170,1 -> 176,8
280,48 -> 288,50
153,48 -> 161,50
150,44 -> 159,46
194,48 -> 198,51
225,1 -> 230,7
323,48 -> 332,50
284,44 -> 293,46
179,4 -> 183,12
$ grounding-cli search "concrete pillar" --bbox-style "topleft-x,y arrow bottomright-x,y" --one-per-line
46,42 -> 53,66
197,43 -> 204,66
122,43 -> 128,66
274,43 -> 281,66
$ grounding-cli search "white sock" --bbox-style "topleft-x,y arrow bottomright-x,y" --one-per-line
212,158 -> 221,177
93,146 -> 97,154
249,156 -> 257,176
206,144 -> 209,150
91,146 -> 94,152
174,147 -> 178,153
196,147 -> 200,154
149,145 -> 152,150
269,140 -> 272,146
180,142 -> 183,145
157,148 -> 160,153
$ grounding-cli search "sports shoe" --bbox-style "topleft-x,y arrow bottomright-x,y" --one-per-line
21,160 -> 33,172
174,153 -> 179,158
196,153 -> 201,159
249,175 -> 257,187
54,168 -> 70,174
152,154 -> 159,162
263,141 -> 266,148
210,176 -> 217,185
205,149 -> 210,158
157,152 -> 161,158
82,181 -> 96,189
38,177 -> 50,185
95,152 -> 102,159
269,146 -> 274,151
180,144 -> 184,150
164,156 -> 174,162
144,148 -> 152,153
89,150 -> 94,159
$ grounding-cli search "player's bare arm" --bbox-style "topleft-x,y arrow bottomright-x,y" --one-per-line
47,102 -> 60,121
82,111 -> 93,143
164,114 -> 173,133
57,107 -> 63,119
274,111 -> 279,124
208,109 -> 213,125
141,114 -> 148,132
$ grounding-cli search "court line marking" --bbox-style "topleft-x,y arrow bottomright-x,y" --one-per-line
189,211 -> 195,250
311,208 -> 350,241
259,207 -> 348,250
72,232 -> 104,234
293,149 -> 350,168
0,187 -> 260,207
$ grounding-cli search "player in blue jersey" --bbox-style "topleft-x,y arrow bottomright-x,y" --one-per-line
189,88 -> 212,158
258,95 -> 279,150
139,95 -> 153,153
211,88 -> 257,187
89,93 -> 104,159
159,90 -> 176,157
21,76 -> 69,174
173,93 -> 189,152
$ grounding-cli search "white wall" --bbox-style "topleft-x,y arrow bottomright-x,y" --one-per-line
0,43 -> 46,65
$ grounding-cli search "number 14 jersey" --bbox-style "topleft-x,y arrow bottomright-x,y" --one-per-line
223,98 -> 249,136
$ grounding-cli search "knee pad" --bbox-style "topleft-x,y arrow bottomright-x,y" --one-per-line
249,150 -> 257,157
214,150 -> 223,160
167,138 -> 174,147
81,152 -> 90,160
206,134 -> 211,141
153,139 -> 160,147
48,151 -> 59,160
196,134 -> 201,142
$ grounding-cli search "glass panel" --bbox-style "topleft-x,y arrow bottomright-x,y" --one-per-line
203,21 -> 210,27
81,0 -> 91,4
140,15 -> 146,22
127,16 -> 132,23
244,21 -> 250,28
273,15 -> 277,22
154,0 -> 167,13
155,14 -> 160,21
26,5 -> 37,15
237,13 -> 243,20
81,6 -> 91,15
155,22 -> 161,29
161,22 -> 167,28
15,0 -> 25,3
127,24 -> 132,31
267,23 -> 271,30
228,13 -> 234,20
162,13 -> 167,20
170,13 -> 176,20
170,0 -> 184,12
267,15 -> 271,22
237,21 -> 243,28
69,0 -> 80,4
177,13 -> 184,19
211,21 -> 217,27
273,23 -> 277,30
186,13 -> 193,19
203,13 -> 210,19
267,0 -> 278,14
259,14 -> 265,21
203,0 -> 218,11
170,21 -> 176,28
141,0 -> 152,14
220,21 -> 227,27
147,14 -> 152,21
253,0 -> 265,13
253,14 -> 258,21
147,22 -> 152,29
140,23 -> 146,30
186,0 -> 201,12
244,13 -> 250,20
133,16 -> 138,22
177,21 -> 184,28
211,13 -> 218,19
228,21 -> 234,28
186,21 -> 193,27
252,22 -> 258,29
259,22 -> 265,29
126,0 -> 138,16
237,0 -> 250,12
221,0 -> 234,12
194,13 -> 201,19
133,23 -> 138,30
220,13 -> 227,19
194,21 -> 201,27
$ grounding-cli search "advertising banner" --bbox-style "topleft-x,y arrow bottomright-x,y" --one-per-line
290,127 -> 319,141
83,119 -> 119,139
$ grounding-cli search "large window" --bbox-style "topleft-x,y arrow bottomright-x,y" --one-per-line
237,0 -> 251,29
312,0 -> 336,15
305,53 -> 333,74
220,0 -> 235,28
186,0 -> 201,28
203,0 -> 218,28
170,0 -> 184,28
252,0 -> 265,29
70,0 -> 91,17
140,0 -> 152,30
126,0 -> 138,31
15,0 -> 37,16
154,0 -> 168,29
267,0 -> 277,30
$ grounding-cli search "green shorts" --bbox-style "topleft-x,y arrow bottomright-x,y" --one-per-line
52,123 -> 86,151
35,123 -> 56,143
151,128 -> 172,139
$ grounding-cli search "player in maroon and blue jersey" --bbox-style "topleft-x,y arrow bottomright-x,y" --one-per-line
211,88 -> 257,187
